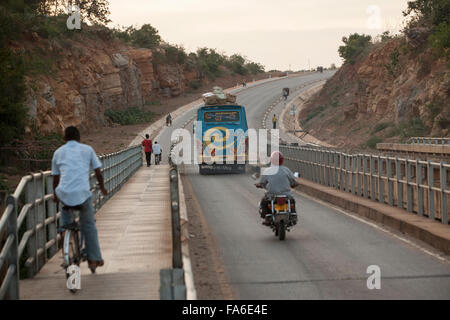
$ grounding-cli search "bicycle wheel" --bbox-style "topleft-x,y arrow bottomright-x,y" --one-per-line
63,230 -> 81,293
63,230 -> 81,267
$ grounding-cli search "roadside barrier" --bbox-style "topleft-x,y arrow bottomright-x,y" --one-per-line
0,145 -> 142,300
280,144 -> 449,225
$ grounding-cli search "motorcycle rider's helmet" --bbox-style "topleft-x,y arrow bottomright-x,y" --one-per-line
270,151 -> 284,166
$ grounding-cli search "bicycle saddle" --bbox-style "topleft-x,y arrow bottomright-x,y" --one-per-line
61,222 -> 80,231
62,205 -> 83,211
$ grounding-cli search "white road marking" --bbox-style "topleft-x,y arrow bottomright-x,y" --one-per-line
294,189 -> 450,264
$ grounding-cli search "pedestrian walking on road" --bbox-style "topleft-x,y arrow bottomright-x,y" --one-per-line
272,114 -> 277,129
166,113 -> 172,127
142,134 -> 152,167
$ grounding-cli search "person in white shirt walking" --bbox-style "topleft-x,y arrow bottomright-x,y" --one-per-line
152,141 -> 162,165
51,126 -> 107,271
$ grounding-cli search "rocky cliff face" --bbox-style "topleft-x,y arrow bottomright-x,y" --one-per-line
301,37 -> 450,150
22,34 -> 200,134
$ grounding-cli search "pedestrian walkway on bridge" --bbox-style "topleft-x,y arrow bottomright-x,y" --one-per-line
19,165 -> 172,300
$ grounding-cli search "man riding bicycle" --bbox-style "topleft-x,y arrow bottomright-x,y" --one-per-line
152,141 -> 162,165
51,126 -> 107,271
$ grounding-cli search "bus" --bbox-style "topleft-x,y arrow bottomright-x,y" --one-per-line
195,104 -> 249,175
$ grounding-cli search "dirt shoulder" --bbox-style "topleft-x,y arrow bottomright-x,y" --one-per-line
180,170 -> 235,300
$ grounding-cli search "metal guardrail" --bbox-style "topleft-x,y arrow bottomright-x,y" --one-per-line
169,166 -> 182,269
280,145 -> 449,225
0,145 -> 142,300
408,137 -> 450,145
160,165 -> 186,300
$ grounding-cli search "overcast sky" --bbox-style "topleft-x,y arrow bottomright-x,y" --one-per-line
108,0 -> 409,71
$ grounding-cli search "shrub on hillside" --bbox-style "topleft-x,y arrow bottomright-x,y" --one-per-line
104,107 -> 156,125
338,33 -> 372,64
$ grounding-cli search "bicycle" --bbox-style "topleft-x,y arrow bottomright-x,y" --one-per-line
60,203 -> 99,293
155,153 -> 162,165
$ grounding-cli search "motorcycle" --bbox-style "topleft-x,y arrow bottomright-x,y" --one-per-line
253,171 -> 299,241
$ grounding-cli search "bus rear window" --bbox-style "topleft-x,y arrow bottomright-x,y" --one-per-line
204,111 -> 240,123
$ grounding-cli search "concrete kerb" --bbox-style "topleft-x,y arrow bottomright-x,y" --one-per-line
178,171 -> 197,300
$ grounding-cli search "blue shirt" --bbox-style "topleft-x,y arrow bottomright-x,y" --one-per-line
259,165 -> 297,197
51,141 -> 102,206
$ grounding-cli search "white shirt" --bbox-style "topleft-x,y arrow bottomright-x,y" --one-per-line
152,144 -> 162,155
51,140 -> 102,206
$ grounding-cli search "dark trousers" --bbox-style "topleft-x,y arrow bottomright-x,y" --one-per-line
273,122 -> 277,129
145,152 -> 152,166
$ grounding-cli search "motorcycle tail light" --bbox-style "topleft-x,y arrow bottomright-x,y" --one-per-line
276,198 -> 287,205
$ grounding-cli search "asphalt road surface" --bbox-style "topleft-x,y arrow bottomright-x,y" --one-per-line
155,72 -> 450,299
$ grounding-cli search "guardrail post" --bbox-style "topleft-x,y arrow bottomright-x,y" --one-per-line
45,175 -> 58,257
396,158 -> 403,209
363,155 -> 368,198
440,162 -> 448,225
351,156 -> 356,195
427,160 -> 435,220
416,159 -> 423,216
339,154 -> 344,191
406,158 -> 413,213
370,156 -> 376,200
357,155 -> 362,196
25,178 -> 37,278
319,152 -> 324,185
315,151 -> 319,183
387,158 -> 393,206
5,196 -> 19,300
334,152 -> 338,189
378,156 -> 384,203
36,173 -> 46,270
345,155 -> 350,192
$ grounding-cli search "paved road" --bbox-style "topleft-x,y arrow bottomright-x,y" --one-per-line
156,72 -> 450,299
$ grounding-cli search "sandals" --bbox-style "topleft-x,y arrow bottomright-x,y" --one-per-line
88,260 -> 104,273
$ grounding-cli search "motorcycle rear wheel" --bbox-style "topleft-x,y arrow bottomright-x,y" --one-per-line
278,221 -> 286,241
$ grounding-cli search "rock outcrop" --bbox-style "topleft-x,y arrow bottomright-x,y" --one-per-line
22,34 -> 200,134
300,37 -> 450,150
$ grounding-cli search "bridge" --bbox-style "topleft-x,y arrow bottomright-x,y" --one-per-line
1,72 -> 449,300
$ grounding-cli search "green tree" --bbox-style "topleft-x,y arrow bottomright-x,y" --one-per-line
403,0 -> 450,26
338,33 -> 372,64
0,48 -> 27,145
429,21 -> 450,59
245,62 -> 265,74
228,54 -> 248,75
165,44 -> 187,64
130,24 -> 161,49
403,0 -> 450,59
0,2 -> 27,145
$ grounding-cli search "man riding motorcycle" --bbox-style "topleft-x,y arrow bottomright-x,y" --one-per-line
255,151 -> 299,226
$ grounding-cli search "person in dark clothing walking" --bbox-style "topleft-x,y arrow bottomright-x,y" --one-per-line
142,134 -> 152,167
166,113 -> 172,126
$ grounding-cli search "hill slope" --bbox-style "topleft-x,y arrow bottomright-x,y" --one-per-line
300,36 -> 449,150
